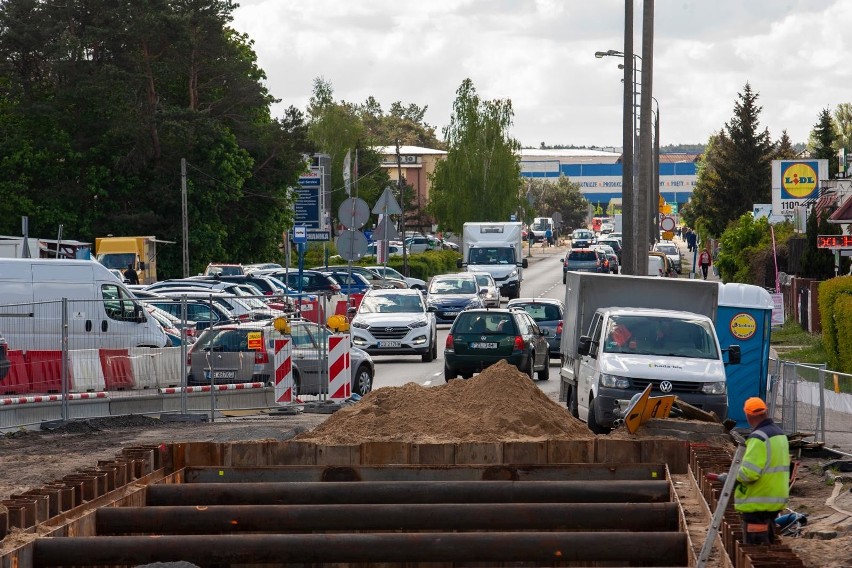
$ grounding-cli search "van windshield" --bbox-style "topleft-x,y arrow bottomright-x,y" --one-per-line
469,247 -> 515,265
602,315 -> 718,359
98,253 -> 135,270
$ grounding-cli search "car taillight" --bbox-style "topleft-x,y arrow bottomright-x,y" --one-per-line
185,328 -> 195,337
238,313 -> 251,321
556,321 -> 563,335
255,350 -> 268,364
513,335 -> 525,350
445,334 -> 454,349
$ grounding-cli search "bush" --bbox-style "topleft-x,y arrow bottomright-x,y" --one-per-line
834,294 -> 852,374
817,275 -> 852,369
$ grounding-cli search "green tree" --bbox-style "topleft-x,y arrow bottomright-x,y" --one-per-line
357,97 -> 442,148
808,107 -> 839,178
428,79 -> 522,233
716,213 -> 794,284
774,129 -> 797,160
799,208 -> 847,279
685,84 -> 774,237
526,176 -> 589,233
834,103 -> 852,152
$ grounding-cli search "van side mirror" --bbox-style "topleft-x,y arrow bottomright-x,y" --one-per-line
456,259 -> 463,269
577,336 -> 592,356
134,304 -> 146,323
139,261 -> 147,270
521,258 -> 529,269
727,344 -> 741,365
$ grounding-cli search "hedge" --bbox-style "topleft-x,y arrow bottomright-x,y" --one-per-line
835,294 -> 852,374
817,275 -> 852,370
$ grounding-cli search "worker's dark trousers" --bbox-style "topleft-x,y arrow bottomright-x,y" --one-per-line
741,511 -> 779,545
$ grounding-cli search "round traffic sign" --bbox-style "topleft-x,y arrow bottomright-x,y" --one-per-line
338,198 -> 370,229
660,216 -> 676,232
335,229 -> 369,261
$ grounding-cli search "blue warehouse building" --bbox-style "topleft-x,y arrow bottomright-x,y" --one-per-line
520,149 -> 700,213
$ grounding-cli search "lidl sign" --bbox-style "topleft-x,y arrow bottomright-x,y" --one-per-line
771,159 -> 828,217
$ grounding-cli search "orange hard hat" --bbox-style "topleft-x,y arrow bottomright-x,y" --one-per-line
743,397 -> 768,416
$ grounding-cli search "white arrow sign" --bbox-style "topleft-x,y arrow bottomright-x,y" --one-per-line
372,187 -> 402,216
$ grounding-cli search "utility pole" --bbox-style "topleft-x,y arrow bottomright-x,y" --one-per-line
396,139 -> 408,276
636,0 -> 654,273
181,158 -> 189,278
621,0 -> 635,275
652,102 -> 660,245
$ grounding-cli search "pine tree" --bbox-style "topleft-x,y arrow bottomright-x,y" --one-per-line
809,108 -> 839,178
775,129 -> 797,159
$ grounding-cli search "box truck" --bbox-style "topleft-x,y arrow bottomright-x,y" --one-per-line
95,236 -> 169,285
457,222 -> 528,299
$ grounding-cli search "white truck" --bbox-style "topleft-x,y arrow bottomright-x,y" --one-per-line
559,272 -> 740,433
457,222 -> 528,299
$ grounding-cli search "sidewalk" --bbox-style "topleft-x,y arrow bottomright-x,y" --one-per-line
673,235 -> 719,281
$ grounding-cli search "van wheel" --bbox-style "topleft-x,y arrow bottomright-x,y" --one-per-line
422,338 -> 435,363
587,396 -> 611,435
537,352 -> 550,381
568,386 -> 579,418
562,272 -> 566,284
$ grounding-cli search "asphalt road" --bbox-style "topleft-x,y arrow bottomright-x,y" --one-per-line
368,246 -> 567,399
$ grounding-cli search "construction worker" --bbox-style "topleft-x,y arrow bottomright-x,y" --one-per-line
735,397 -> 791,545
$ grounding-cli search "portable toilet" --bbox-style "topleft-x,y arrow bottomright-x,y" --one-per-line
716,283 -> 774,428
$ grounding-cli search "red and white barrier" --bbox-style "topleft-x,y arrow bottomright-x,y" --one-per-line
158,382 -> 265,395
273,339 -> 293,404
69,348 -> 106,392
1,392 -> 108,406
327,334 -> 351,401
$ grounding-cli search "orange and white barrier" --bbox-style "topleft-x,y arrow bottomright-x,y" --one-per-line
68,348 -> 106,392
273,339 -> 293,404
327,334 -> 351,401
1,392 -> 107,406
158,382 -> 265,395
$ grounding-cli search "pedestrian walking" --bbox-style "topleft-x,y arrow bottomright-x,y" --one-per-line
698,249 -> 711,280
544,228 -> 553,247
731,397 -> 790,545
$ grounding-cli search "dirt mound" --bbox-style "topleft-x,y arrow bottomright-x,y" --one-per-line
295,360 -> 594,444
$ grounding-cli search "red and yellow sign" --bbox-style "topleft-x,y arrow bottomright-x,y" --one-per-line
781,162 -> 818,199
247,331 -> 263,350
730,313 -> 757,340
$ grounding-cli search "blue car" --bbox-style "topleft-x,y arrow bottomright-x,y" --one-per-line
323,271 -> 372,295
426,273 -> 486,323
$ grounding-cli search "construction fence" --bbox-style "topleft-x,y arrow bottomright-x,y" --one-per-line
0,294 -> 359,430
767,357 -> 852,454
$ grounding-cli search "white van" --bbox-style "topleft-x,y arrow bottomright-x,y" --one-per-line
0,259 -> 168,351
530,217 -> 555,242
648,255 -> 665,277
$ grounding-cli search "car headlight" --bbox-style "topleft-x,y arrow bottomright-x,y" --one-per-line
599,373 -> 630,389
701,381 -> 727,395
409,319 -> 428,328
350,320 -> 369,329
508,270 -> 518,278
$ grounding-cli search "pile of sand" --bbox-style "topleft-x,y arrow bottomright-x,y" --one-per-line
294,360 -> 594,444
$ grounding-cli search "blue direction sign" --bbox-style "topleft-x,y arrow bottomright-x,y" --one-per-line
295,171 -> 322,229
293,226 -> 308,244
306,230 -> 330,242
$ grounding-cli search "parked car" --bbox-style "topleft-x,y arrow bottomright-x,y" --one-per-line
349,289 -> 438,362
186,320 -> 374,396
426,273 -> 486,323
322,271 -> 372,295
506,298 -> 564,358
597,238 -> 623,263
366,265 -> 427,291
593,244 -> 619,274
203,263 -> 245,276
599,223 -> 615,235
570,229 -> 596,248
563,249 -> 608,283
405,235 -> 441,253
469,272 -> 500,308
444,308 -> 550,381
648,250 -> 676,277
147,297 -> 235,330
279,270 -> 341,295
366,242 -> 406,257
156,290 -> 282,322
146,305 -> 192,346
320,265 -> 407,289
653,242 -> 682,274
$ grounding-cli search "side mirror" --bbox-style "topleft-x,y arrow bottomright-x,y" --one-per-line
134,304 -> 146,323
478,289 -> 488,296
521,258 -> 529,269
427,305 -> 437,312
346,306 -> 357,317
456,259 -> 463,269
727,344 -> 741,365
577,335 -> 592,356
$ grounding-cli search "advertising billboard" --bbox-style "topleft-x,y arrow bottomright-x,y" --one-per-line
771,159 -> 829,218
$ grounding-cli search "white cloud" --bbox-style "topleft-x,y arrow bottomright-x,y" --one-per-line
231,0 -> 852,147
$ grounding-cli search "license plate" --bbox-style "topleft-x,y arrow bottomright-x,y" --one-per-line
205,370 -> 236,379
470,342 -> 498,349
443,310 -> 460,316
377,341 -> 401,348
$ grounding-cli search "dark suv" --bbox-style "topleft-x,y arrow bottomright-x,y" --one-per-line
444,308 -> 550,382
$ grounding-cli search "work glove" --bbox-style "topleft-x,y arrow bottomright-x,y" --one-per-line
705,472 -> 727,483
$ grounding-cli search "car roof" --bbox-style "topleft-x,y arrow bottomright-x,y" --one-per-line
365,287 -> 421,296
507,297 -> 564,307
432,272 -> 475,280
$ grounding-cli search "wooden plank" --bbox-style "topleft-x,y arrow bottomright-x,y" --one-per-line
316,445 -> 359,465
360,442 -> 410,465
502,441 -> 547,464
547,440 -> 595,463
410,443 -> 456,465
455,442 -> 502,465
595,438 -> 642,465
641,439 -> 688,474
268,441 -> 317,465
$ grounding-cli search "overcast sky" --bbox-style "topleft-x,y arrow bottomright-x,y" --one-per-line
231,0 -> 851,149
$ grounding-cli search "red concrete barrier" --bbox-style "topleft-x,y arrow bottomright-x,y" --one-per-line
1,350 -> 30,395
99,349 -> 135,390
25,351 -> 66,393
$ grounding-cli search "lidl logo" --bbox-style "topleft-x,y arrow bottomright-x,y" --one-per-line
781,162 -> 818,199
730,312 -> 757,340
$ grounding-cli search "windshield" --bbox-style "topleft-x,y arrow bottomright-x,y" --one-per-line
572,231 -> 593,240
656,245 -> 677,254
532,220 -> 550,230
602,315 -> 718,359
429,277 -> 477,295
468,247 -> 515,265
359,293 -> 424,313
98,253 -> 136,270
513,303 -> 561,322
473,274 -> 492,287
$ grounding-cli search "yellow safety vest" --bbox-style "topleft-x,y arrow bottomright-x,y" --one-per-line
734,420 -> 790,513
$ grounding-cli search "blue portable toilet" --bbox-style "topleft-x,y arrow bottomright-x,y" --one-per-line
716,283 -> 774,428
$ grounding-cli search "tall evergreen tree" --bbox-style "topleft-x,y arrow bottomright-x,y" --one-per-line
774,129 -> 797,160
809,107 -> 839,178
684,83 -> 773,236
428,79 -> 522,233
